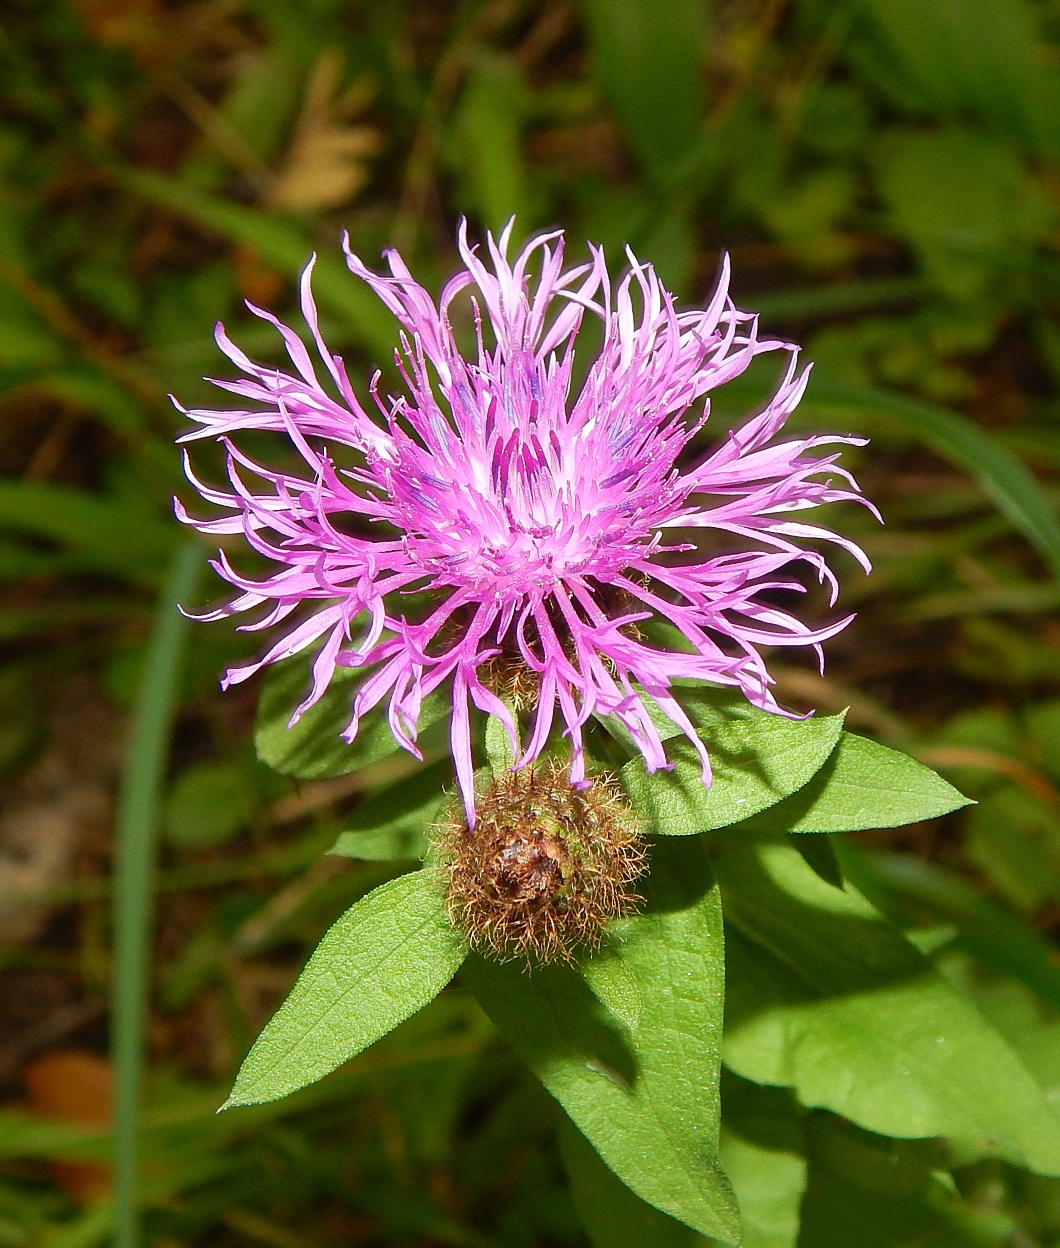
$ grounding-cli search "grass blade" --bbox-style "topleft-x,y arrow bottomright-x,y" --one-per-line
118,169 -> 395,360
810,373 -> 1060,579
0,481 -> 177,587
111,543 -> 201,1248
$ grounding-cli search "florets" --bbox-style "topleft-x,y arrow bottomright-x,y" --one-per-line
176,220 -> 875,824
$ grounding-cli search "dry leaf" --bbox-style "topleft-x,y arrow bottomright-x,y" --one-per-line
23,1050 -> 112,1204
68,0 -> 163,52
269,49 -> 381,213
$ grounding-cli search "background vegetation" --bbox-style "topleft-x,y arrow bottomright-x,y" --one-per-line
3,0 -> 1060,1243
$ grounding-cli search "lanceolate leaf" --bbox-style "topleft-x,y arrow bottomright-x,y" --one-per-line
720,1076 -> 807,1248
562,1104 -> 806,1248
731,732 -> 972,834
799,1114 -> 1008,1248
720,1129 -> 805,1248
255,656 -> 449,779
843,848 -> 1060,1010
328,760 -> 452,862
718,841 -> 1060,1175
791,834 -> 845,889
620,690 -> 845,834
559,1118 -> 707,1248
223,870 -> 466,1108
464,838 -> 738,1243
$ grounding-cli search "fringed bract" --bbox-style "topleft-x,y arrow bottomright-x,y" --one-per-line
433,762 -> 645,964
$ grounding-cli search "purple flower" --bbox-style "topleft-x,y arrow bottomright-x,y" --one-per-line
177,222 -> 873,823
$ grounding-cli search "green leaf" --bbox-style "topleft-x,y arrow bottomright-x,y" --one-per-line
165,761 -> 254,850
559,1117 -> 708,1248
619,690 -> 845,834
254,656 -> 449,780
718,841 -> 1060,1174
875,129 -> 1043,301
963,786 -> 1060,913
853,0 -> 1060,154
750,276 -> 929,325
731,733 -> 972,834
720,1076 -> 806,1248
720,1129 -> 805,1248
840,847 -> 1060,1011
483,711 -> 517,775
577,0 -> 707,178
463,838 -> 739,1243
328,760 -> 452,861
44,370 -> 174,473
791,834 -> 844,889
936,957 -> 1060,1108
454,55 -> 528,234
223,869 -> 467,1107
799,1114 -> 1013,1248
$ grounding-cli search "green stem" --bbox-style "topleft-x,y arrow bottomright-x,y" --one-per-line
111,542 -> 201,1248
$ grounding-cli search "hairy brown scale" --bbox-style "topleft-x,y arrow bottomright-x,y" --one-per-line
432,762 -> 645,964
493,828 -> 567,901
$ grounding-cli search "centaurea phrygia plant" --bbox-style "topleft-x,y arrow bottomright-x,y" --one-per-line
177,221 -> 873,823
192,230 -> 992,1248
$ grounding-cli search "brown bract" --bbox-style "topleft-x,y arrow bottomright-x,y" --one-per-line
433,762 -> 645,964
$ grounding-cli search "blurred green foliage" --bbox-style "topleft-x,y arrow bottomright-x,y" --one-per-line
2,0 -> 1060,1243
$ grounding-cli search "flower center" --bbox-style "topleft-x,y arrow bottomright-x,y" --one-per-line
392,405 -> 661,593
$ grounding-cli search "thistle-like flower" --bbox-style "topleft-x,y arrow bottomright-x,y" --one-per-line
177,222 -> 872,822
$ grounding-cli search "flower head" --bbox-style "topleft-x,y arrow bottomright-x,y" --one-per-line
177,222 -> 873,823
